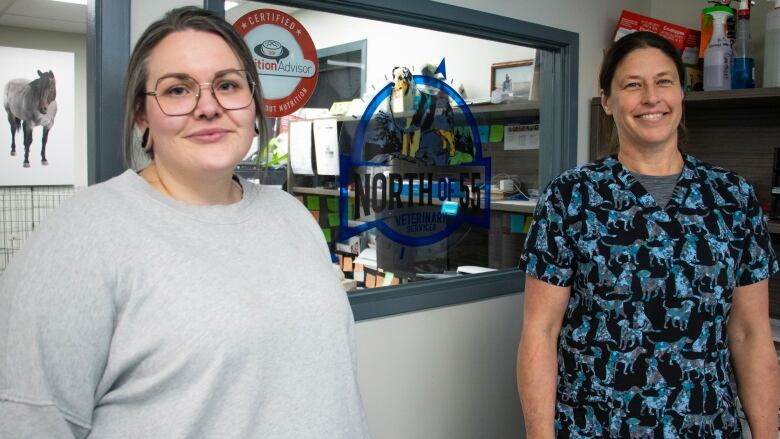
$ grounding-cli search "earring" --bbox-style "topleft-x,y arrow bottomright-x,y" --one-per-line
254,124 -> 260,135
141,128 -> 152,151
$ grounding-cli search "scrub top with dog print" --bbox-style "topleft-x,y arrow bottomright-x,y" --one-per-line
519,154 -> 778,438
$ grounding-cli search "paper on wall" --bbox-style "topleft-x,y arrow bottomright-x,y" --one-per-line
504,123 -> 539,150
313,118 -> 340,175
289,120 -> 314,175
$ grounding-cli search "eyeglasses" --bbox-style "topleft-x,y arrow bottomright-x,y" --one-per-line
143,69 -> 255,116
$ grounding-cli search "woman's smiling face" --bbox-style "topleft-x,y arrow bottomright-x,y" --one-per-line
138,29 -> 256,181
601,47 -> 684,154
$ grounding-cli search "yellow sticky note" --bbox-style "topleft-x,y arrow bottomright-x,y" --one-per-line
327,197 -> 339,211
523,217 -> 533,233
328,213 -> 340,226
382,272 -> 395,287
410,130 -> 420,157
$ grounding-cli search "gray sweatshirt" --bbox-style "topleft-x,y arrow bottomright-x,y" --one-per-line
0,170 -> 369,438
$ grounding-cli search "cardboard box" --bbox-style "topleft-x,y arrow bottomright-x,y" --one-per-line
613,10 -> 701,66
685,65 -> 703,92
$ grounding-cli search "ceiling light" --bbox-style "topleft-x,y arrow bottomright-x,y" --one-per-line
225,1 -> 239,10
51,0 -> 88,5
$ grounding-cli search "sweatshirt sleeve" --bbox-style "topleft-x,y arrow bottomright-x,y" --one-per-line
0,201 -> 116,439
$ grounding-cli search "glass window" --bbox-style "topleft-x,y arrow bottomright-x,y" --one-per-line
228,2 -> 548,290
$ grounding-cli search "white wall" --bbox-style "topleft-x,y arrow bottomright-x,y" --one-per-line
0,25 -> 87,187
228,6 -> 535,101
355,293 -> 524,439
131,0 -> 200,49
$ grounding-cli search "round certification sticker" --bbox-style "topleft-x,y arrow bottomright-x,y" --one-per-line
234,9 -> 318,117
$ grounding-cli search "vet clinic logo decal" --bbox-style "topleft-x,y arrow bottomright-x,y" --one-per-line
234,9 -> 318,117
339,71 -> 490,246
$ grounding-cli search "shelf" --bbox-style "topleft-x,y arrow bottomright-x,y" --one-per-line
768,220 -> 780,235
462,101 -> 540,118
683,87 -> 780,102
293,186 -> 339,196
590,87 -> 780,110
287,101 -> 540,123
291,186 -> 537,213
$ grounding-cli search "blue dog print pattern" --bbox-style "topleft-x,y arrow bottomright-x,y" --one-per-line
520,154 -> 778,438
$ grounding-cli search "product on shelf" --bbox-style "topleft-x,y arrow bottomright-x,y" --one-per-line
765,0 -> 780,87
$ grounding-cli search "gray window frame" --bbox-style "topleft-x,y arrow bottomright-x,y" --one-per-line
87,0 -> 577,320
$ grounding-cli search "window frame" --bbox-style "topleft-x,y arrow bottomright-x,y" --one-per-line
88,0 -> 578,320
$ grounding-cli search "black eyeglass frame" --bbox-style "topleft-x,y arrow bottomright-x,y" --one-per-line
142,69 -> 257,116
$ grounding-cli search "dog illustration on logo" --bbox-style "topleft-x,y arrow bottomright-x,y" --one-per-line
254,40 -> 290,60
390,66 -> 414,114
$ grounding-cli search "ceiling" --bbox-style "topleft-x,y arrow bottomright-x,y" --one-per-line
0,0 -> 298,36
0,0 -> 87,34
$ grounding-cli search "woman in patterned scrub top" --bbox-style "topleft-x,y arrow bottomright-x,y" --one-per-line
517,31 -> 780,438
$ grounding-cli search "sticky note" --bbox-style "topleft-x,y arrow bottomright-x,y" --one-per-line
511,214 -> 525,233
306,196 -> 320,210
478,125 -> 489,144
454,126 -> 465,137
382,272 -> 395,287
489,124 -> 504,143
328,213 -> 340,226
440,200 -> 459,216
327,197 -> 339,211
523,216 -> 533,233
323,228 -> 332,242
409,130 -> 420,157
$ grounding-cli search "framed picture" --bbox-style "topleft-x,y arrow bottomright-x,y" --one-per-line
490,59 -> 534,101
0,46 -> 74,186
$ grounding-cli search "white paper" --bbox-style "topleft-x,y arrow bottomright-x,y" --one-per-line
289,121 -> 314,175
313,118 -> 340,175
504,123 -> 540,150
354,247 -> 377,269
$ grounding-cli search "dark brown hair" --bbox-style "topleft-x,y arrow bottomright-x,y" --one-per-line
599,31 -> 687,153
122,6 -> 265,170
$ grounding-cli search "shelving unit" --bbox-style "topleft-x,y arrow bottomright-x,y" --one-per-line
292,186 -> 537,214
287,100 -> 542,195
590,87 -> 780,318
283,100 -> 543,277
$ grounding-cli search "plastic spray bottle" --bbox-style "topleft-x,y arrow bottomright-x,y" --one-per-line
732,0 -> 755,88
765,0 -> 780,87
704,5 -> 735,91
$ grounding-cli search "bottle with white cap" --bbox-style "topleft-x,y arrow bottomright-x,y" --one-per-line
765,0 -> 780,87
732,0 -> 755,88
703,5 -> 735,91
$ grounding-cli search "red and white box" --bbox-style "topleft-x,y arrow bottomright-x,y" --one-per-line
613,10 -> 701,66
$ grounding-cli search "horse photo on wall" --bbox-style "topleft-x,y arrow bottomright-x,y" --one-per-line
4,69 -> 57,168
0,46 -> 73,186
